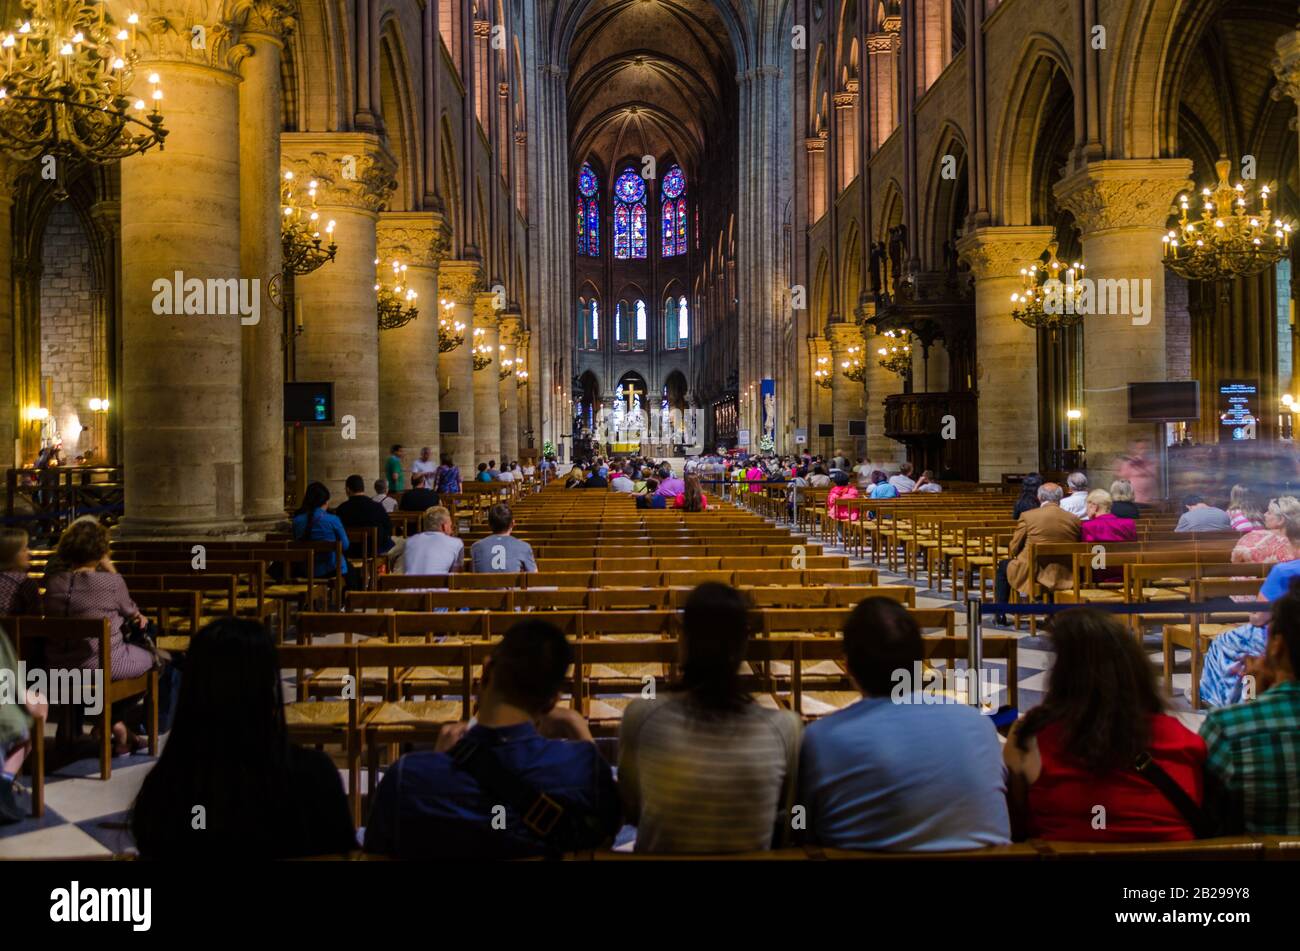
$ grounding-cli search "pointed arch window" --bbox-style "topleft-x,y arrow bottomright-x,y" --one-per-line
576,163 -> 600,256
661,165 -> 687,257
634,299 -> 647,349
613,168 -> 647,260
615,299 -> 629,351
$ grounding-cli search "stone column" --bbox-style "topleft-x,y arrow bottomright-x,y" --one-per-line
118,16 -> 245,535
437,260 -> 481,472
237,1 -> 296,530
1055,159 -> 1192,488
377,211 -> 451,465
516,327 -> 532,452
1273,30 -> 1300,401
956,226 -> 1055,482
282,133 -> 397,496
826,321 -> 865,460
497,311 -> 522,462
472,293 -> 502,464
0,159 -> 17,468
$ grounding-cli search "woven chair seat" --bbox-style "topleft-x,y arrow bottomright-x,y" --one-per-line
799,691 -> 862,716
767,659 -> 844,678
1163,623 -> 1243,648
284,700 -> 370,727
156,635 -> 191,653
308,666 -> 389,684
587,662 -> 665,680
403,665 -> 481,683
265,583 -> 312,597
1055,589 -> 1125,604
366,700 -> 463,726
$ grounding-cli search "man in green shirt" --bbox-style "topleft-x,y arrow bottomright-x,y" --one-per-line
1201,581 -> 1300,835
385,444 -> 405,493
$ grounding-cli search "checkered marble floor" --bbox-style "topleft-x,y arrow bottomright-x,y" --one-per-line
0,512 -> 1209,858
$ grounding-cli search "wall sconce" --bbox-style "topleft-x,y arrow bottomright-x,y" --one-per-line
1283,394 -> 1295,412
89,398 -> 110,412
1066,408 -> 1082,421
24,406 -> 49,422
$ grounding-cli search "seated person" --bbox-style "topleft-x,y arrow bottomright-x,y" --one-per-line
1080,489 -> 1136,543
0,621 -> 46,822
610,469 -> 634,493
672,475 -> 709,512
292,482 -> 356,588
1200,556 -> 1300,708
130,618 -> 355,858
563,467 -> 585,489
400,506 -> 464,576
825,471 -> 860,521
914,470 -> 942,493
476,463 -> 494,483
582,468 -> 608,489
994,483 -> 1080,626
372,478 -> 397,514
867,470 -> 898,499
636,478 -> 667,509
1004,608 -> 1206,842
398,472 -> 441,512
799,598 -> 1009,851
1201,582 -> 1300,834
888,463 -> 916,494
333,474 -> 394,554
0,528 -> 42,615
365,619 -> 621,858
1108,479 -> 1140,520
1175,495 -> 1233,533
618,583 -> 801,853
1231,496 -> 1300,565
470,503 -> 537,573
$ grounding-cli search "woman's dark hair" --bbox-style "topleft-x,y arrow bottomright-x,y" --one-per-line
675,582 -> 753,714
1015,608 -> 1165,772
832,470 -> 850,487
440,453 -> 453,466
843,598 -> 921,696
681,475 -> 705,512
645,477 -> 659,492
130,618 -> 308,858
294,481 -> 330,540
56,517 -> 110,566
870,469 -> 888,485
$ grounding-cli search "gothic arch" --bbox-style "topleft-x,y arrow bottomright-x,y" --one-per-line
922,123 -> 968,268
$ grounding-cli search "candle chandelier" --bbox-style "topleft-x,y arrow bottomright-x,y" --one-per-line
375,258 -> 418,331
471,327 -> 493,371
515,365 -> 528,388
876,330 -> 913,377
437,298 -> 465,352
281,171 -> 336,275
1162,158 -> 1292,285
0,1 -> 167,199
497,346 -> 515,381
841,345 -> 867,384
813,355 -> 832,389
1009,240 -> 1086,339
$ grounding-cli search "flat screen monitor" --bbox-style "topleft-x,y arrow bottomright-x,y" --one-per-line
439,411 -> 460,435
284,382 -> 333,425
1127,381 -> 1200,421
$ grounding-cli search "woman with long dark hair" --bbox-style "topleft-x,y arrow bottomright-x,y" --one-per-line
1004,608 -> 1207,842
130,618 -> 355,859
617,583 -> 801,852
1013,473 -> 1044,519
291,481 -> 352,586
673,474 -> 708,512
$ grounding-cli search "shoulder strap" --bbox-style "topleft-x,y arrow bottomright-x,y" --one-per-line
1133,750 -> 1216,838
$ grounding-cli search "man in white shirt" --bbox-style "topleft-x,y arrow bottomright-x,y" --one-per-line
497,464 -> 516,484
372,479 -> 398,513
410,446 -> 437,486
610,468 -> 634,492
400,506 -> 465,576
1059,472 -> 1089,517
889,462 -> 917,494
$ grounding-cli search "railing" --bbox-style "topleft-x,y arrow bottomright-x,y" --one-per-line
4,466 -> 124,536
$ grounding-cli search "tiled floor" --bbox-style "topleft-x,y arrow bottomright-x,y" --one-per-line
0,511 -> 1208,857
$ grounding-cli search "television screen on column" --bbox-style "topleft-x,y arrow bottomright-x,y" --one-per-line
439,412 -> 460,434
284,382 -> 334,425
1127,381 -> 1200,421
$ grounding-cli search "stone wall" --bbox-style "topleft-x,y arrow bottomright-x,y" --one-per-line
39,203 -> 98,460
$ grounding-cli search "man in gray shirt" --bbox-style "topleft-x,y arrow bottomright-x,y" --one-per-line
470,503 -> 537,572
1175,495 -> 1234,533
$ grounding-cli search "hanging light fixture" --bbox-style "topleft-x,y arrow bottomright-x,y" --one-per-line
497,345 -> 515,381
281,171 -> 336,275
841,345 -> 867,384
813,355 -> 832,389
876,330 -> 913,377
515,365 -> 529,388
0,2 -> 167,199
438,298 -> 465,352
1009,240 -> 1086,339
375,258 -> 418,330
1163,157 -> 1292,285
471,327 -> 492,371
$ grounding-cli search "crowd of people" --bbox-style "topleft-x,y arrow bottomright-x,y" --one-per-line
37,582 -> 1289,857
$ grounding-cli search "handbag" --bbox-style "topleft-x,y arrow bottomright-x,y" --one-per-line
1133,750 -> 1217,838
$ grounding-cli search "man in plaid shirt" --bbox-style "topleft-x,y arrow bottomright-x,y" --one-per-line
1200,581 -> 1300,834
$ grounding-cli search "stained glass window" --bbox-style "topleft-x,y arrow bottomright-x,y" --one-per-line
661,200 -> 675,257
591,300 -> 599,343
576,196 -> 587,256
577,163 -> 600,256
661,165 -> 687,257
614,168 -> 647,260
678,296 -> 689,342
578,164 -> 598,197
665,297 -> 679,349
635,299 -> 647,347
675,199 -> 687,256
585,199 -> 600,255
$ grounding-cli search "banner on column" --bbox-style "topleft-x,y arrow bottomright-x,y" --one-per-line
760,378 -> 776,452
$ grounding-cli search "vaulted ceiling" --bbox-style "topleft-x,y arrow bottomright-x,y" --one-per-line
567,0 -> 736,183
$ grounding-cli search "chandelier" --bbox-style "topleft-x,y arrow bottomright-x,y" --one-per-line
438,298 -> 465,352
876,330 -> 913,377
1010,240 -> 1086,339
281,171 -> 336,275
515,366 -> 528,388
841,345 -> 867,384
471,327 -> 492,371
813,355 -> 832,389
1163,157 -> 1292,284
375,258 -> 418,331
498,346 -> 515,381
0,2 -> 167,199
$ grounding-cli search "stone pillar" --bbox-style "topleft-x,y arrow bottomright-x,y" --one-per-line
826,321 -> 865,460
437,260 -> 481,472
1273,30 -> 1300,401
1055,159 -> 1193,488
0,159 -> 16,468
282,133 -> 397,496
377,211 -> 451,465
118,21 -> 245,535
472,293 -> 501,464
237,1 -> 296,530
956,226 -> 1055,482
497,311 -> 522,462
516,327 -> 532,452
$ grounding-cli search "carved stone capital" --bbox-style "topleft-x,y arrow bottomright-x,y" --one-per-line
825,321 -> 864,351
438,259 -> 486,304
376,211 -> 453,269
105,0 -> 246,73
474,292 -> 501,324
229,0 -> 296,40
280,132 -> 398,215
497,312 -> 523,345
1273,30 -> 1300,108
956,226 -> 1055,281
1053,159 -> 1193,236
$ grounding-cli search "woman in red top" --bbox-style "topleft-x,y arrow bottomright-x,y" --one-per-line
673,474 -> 709,512
1004,608 -> 1206,842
